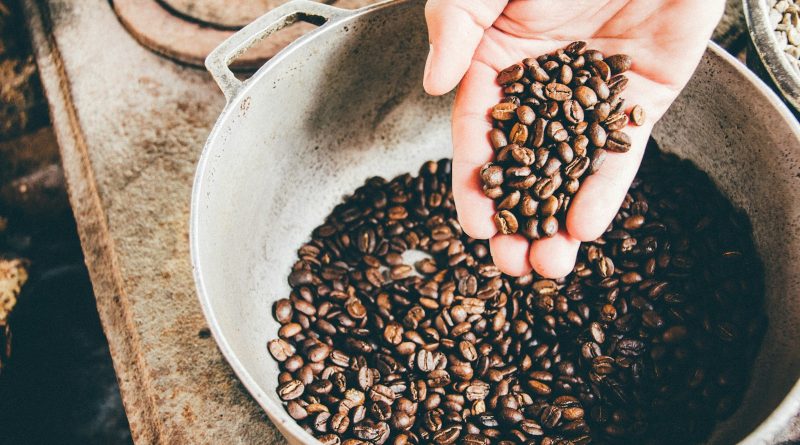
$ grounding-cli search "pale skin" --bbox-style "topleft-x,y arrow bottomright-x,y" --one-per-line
423,0 -> 725,278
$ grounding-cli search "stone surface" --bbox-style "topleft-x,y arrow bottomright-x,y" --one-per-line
22,0 -> 284,443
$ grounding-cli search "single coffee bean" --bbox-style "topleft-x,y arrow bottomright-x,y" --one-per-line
586,76 -> 610,100
509,123 -> 529,145
274,299 -> 294,324
530,118 -> 547,148
491,102 -> 517,121
278,380 -> 305,401
564,157 -> 590,179
574,85 -> 598,108
489,129 -> 508,149
590,148 -> 607,174
587,122 -> 607,148
631,104 -> 646,126
269,339 -> 295,362
480,164 -> 504,188
566,41 -> 587,55
605,54 -> 632,74
606,131 -> 632,152
556,142 -> 574,164
605,112 -> 629,131
559,65 -> 573,84
541,216 -> 559,237
497,64 -> 524,85
590,101 -> 612,122
545,83 -> 572,101
510,146 -> 534,166
518,193 -> 539,217
516,105 -> 535,125
497,190 -> 521,210
494,211 -> 519,235
563,100 -> 584,124
608,74 -> 629,95
592,59 -> 611,81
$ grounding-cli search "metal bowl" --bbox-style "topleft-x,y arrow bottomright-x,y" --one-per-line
192,0 -> 800,443
744,0 -> 800,112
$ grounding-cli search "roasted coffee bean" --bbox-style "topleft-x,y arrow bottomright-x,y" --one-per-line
606,130 -> 632,152
566,41 -> 587,55
545,83 -> 573,101
492,103 -> 518,121
592,59 -> 611,81
574,85 -> 598,109
590,148 -> 607,174
272,148 -> 764,445
489,129 -> 508,149
564,157 -> 590,180
586,76 -> 610,100
494,210 -> 519,235
605,54 -> 632,74
605,112 -> 629,131
509,123 -> 529,146
590,101 -> 612,123
557,142 -> 574,164
510,146 -> 534,166
497,190 -> 521,211
278,380 -> 305,401
587,122 -> 607,148
516,105 -> 536,126
631,104 -> 646,126
497,64 -> 524,85
269,339 -> 295,362
274,299 -> 294,324
563,100 -> 584,124
541,216 -> 559,237
480,164 -> 504,188
530,118 -> 547,148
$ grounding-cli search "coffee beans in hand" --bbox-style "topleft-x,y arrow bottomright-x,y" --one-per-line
483,42 -> 642,239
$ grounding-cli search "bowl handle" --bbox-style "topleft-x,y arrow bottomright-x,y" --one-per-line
205,0 -> 350,101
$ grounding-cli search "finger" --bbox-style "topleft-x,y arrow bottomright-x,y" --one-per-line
452,61 -> 501,239
566,121 -> 654,241
489,234 -> 532,277
529,231 -> 581,279
423,0 -> 506,95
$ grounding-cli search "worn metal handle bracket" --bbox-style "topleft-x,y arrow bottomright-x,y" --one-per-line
205,0 -> 349,101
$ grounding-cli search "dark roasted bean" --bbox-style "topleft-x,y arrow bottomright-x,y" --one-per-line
497,64 -> 524,85
605,54 -> 632,74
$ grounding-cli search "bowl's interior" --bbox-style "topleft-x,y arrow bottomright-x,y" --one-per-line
193,2 -> 800,443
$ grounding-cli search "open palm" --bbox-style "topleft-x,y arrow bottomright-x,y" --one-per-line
423,0 -> 725,278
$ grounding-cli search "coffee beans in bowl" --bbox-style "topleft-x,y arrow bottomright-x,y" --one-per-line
268,144 -> 765,445
482,42 -> 643,239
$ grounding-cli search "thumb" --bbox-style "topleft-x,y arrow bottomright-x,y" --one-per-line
424,0 -> 507,96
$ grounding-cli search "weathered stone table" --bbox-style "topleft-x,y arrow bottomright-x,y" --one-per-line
20,0 -> 796,443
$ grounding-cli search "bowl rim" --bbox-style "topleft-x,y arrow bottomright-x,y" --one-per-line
744,0 -> 800,112
191,2 -> 800,442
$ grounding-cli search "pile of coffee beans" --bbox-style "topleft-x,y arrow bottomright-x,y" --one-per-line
269,146 -> 765,445
481,42 -> 644,239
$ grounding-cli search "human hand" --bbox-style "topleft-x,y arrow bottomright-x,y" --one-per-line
424,0 -> 724,278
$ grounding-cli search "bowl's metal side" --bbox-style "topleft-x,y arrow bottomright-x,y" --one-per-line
744,0 -> 800,112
